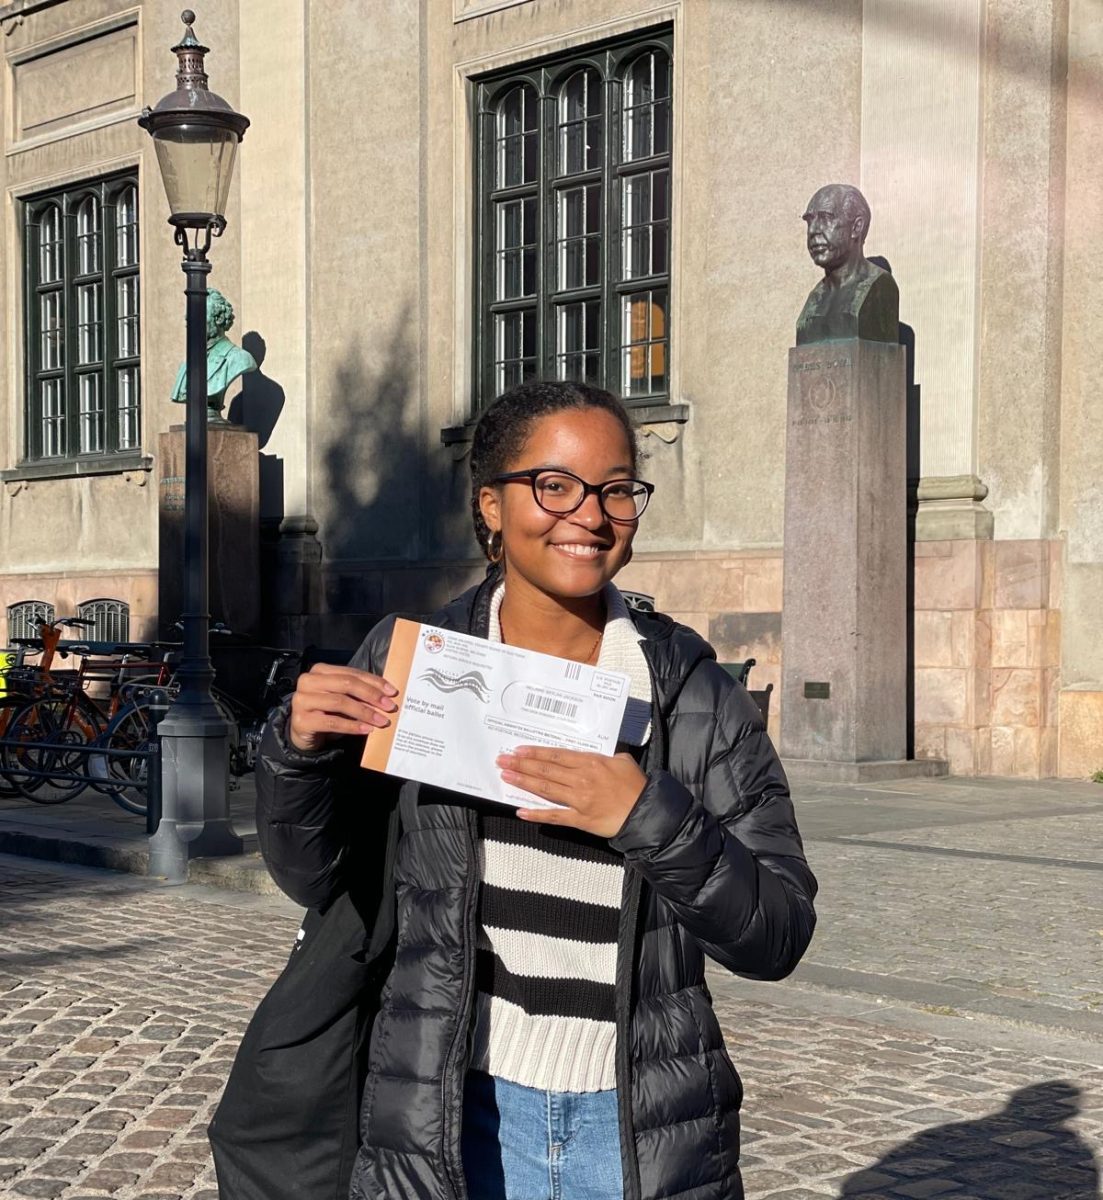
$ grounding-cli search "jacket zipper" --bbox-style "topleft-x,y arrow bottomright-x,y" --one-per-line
440,581 -> 497,1199
441,807 -> 479,1200
615,866 -> 644,1200
615,653 -> 669,1200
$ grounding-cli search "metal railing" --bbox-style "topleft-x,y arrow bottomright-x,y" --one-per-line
0,690 -> 169,835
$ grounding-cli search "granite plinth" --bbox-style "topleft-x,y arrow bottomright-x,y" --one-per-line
780,338 -> 907,764
158,425 -> 261,639
782,757 -> 948,783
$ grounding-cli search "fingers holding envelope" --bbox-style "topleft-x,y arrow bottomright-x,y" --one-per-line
497,747 -> 647,839
289,663 -> 400,752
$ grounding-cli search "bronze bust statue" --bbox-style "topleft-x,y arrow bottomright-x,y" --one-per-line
171,289 -> 258,423
797,184 -> 898,344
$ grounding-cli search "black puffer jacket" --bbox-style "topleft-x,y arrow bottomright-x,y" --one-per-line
256,575 -> 817,1200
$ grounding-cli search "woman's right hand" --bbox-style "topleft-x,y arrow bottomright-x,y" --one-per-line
287,663 -> 399,753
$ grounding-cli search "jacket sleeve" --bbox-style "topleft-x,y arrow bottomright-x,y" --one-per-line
610,668 -> 816,980
255,621 -> 398,911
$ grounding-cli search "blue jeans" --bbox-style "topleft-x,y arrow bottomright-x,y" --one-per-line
461,1071 -> 624,1200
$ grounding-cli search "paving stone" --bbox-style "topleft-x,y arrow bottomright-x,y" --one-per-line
10,1177 -> 69,1198
144,1160 -> 202,1187
973,1181 -> 1051,1200
59,1131 -> 116,1156
889,1180 -> 964,1197
841,1168 -> 897,1192
83,1109 -> 133,1131
79,1169 -> 139,1193
117,1129 -> 173,1150
0,1135 -> 50,1159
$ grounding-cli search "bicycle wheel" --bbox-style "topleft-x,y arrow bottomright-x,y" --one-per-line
0,695 -> 31,797
1,695 -> 104,803
90,702 -> 154,816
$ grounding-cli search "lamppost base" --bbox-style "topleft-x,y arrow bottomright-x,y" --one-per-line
151,714 -> 244,884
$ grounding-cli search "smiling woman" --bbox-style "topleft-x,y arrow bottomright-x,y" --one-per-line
231,379 -> 818,1200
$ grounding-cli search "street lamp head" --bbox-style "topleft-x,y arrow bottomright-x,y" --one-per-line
138,9 -> 250,236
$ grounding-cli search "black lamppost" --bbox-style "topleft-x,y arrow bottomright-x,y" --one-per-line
139,10 -> 249,880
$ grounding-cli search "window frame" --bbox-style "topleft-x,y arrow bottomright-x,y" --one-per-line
7,601 -> 55,641
472,28 -> 673,413
22,171 -> 141,464
76,597 -> 130,643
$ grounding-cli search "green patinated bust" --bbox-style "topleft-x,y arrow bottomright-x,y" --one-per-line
171,289 -> 257,423
797,184 -> 898,345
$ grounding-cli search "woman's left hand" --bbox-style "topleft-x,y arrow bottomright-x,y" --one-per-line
497,747 -> 647,838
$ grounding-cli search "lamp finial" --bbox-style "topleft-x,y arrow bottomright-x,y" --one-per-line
172,9 -> 209,90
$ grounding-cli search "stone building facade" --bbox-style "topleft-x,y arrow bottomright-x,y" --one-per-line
0,0 -> 1099,779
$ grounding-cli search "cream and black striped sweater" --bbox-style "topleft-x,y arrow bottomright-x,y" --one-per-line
467,583 -> 652,1093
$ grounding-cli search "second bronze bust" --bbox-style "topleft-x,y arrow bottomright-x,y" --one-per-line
797,183 -> 898,345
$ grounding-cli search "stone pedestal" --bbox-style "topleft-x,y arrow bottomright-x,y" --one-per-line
158,425 -> 261,640
780,339 -> 944,780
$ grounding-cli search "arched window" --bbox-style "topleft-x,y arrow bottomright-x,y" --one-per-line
77,598 -> 130,643
489,83 -> 539,393
116,185 -> 139,267
74,196 -> 105,454
619,49 -> 671,398
496,83 -> 538,189
552,68 -> 604,385
623,49 -> 671,162
112,183 -> 142,451
558,68 -> 603,175
7,601 -> 55,641
76,196 -> 101,275
38,205 -> 62,283
474,31 -> 673,409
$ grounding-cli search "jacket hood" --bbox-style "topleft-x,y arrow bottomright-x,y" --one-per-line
428,574 -> 716,717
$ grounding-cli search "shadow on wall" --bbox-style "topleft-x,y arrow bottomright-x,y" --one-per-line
869,254 -> 919,760
838,1082 -> 1099,1198
318,309 -> 473,625
228,331 -> 286,526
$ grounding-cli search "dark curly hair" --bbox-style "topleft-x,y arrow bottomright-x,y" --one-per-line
470,380 -> 639,561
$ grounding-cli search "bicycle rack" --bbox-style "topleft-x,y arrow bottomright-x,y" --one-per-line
0,699 -> 169,833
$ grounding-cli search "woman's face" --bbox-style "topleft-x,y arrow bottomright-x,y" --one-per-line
480,408 -> 641,602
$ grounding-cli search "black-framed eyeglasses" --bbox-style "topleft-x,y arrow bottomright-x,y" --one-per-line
491,469 -> 655,523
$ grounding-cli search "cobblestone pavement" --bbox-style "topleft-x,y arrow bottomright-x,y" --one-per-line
791,778 -> 1103,1023
2,774 -> 1102,1200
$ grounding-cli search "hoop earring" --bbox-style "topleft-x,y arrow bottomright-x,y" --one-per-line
487,530 -> 503,564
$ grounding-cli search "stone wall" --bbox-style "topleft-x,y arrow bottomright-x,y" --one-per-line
0,570 -> 159,644
913,540 -> 1063,779
617,551 -> 784,743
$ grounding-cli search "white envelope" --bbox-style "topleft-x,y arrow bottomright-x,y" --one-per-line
361,619 -> 631,809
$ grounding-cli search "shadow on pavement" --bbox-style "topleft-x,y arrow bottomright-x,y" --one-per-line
839,1081 -> 1099,1198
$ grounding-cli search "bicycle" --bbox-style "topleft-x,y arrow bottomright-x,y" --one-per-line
0,616 -> 100,799
0,641 -> 171,803
90,646 -> 301,816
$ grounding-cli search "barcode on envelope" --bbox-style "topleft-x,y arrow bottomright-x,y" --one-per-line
523,691 -> 579,720
563,662 -> 582,681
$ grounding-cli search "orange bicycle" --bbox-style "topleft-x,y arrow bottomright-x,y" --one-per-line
0,622 -> 170,803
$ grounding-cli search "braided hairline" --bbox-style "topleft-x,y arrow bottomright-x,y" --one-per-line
470,381 -> 640,561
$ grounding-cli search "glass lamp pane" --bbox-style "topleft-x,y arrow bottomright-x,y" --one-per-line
152,126 -> 238,218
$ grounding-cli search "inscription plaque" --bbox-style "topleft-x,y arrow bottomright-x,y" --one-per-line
803,681 -> 831,700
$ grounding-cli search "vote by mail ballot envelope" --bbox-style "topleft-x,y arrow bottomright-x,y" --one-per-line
360,618 -> 631,809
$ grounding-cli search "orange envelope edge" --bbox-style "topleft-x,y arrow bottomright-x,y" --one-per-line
360,617 -> 421,773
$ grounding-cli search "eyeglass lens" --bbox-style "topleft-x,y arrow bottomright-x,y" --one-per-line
532,471 -> 649,520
